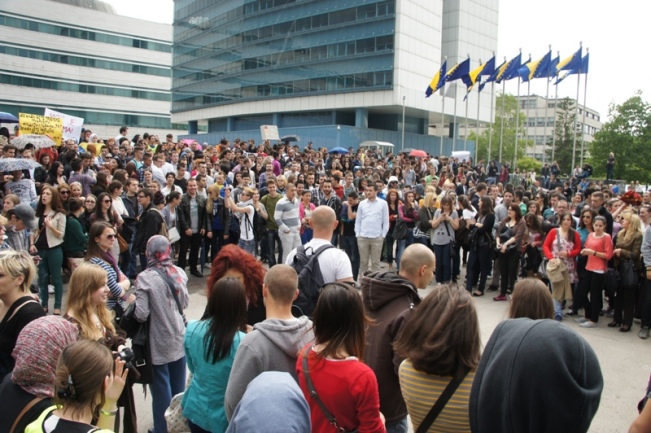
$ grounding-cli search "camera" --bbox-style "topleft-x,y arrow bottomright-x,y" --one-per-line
114,347 -> 135,370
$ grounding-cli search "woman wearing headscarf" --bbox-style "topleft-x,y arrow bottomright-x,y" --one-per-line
0,315 -> 79,433
134,235 -> 189,433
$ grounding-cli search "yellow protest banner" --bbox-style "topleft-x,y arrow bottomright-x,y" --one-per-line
19,113 -> 63,144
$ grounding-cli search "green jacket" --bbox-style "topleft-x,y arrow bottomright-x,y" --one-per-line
261,193 -> 283,230
63,216 -> 88,255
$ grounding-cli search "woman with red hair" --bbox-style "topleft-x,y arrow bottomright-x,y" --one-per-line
207,244 -> 266,325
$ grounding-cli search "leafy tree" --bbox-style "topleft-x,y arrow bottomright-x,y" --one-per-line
546,97 -> 579,176
589,92 -> 651,182
468,93 -> 529,167
517,156 -> 542,173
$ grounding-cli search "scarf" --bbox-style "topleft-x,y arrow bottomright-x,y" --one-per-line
100,248 -> 120,277
145,235 -> 185,289
11,316 -> 79,397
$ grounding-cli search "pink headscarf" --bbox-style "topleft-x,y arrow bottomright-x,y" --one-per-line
11,316 -> 79,397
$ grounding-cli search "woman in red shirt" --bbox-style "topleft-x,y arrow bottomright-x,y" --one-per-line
578,216 -> 614,327
297,283 -> 385,433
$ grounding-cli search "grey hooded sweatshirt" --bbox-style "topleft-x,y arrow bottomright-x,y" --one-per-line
224,316 -> 314,421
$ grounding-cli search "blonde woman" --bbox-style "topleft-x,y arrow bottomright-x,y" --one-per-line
0,250 -> 43,381
610,211 -> 643,332
64,262 -> 137,432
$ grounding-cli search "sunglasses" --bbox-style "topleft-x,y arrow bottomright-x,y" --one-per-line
105,234 -> 116,240
60,191 -> 70,195
103,199 -> 112,204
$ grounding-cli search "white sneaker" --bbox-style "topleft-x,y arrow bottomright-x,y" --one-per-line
580,321 -> 597,328
48,284 -> 55,294
574,317 -> 589,323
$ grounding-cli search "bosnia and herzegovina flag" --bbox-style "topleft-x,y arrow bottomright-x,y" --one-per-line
557,47 -> 583,73
518,50 -> 552,82
445,57 -> 471,84
462,56 -> 496,99
555,52 -> 589,85
425,60 -> 447,98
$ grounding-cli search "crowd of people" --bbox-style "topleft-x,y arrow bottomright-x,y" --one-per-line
0,124 -> 649,433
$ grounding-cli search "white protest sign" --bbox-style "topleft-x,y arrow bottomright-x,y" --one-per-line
44,108 -> 84,141
260,125 -> 279,141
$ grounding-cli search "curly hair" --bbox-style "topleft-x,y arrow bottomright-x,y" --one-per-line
207,244 -> 265,309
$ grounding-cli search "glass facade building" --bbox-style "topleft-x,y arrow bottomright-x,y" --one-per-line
173,0 -> 499,154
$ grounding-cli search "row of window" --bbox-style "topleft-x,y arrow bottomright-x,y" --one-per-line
172,70 -> 393,111
0,73 -> 170,101
0,45 -> 170,77
173,35 -> 393,87
0,14 -> 171,52
1,104 -> 178,129
174,1 -> 395,60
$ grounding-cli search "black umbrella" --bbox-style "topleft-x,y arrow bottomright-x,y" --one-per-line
280,134 -> 301,142
399,148 -> 414,154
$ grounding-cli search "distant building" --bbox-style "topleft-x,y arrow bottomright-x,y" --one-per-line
172,0 -> 499,154
0,0 -> 185,140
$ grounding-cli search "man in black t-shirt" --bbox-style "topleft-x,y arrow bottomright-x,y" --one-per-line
341,191 -> 360,280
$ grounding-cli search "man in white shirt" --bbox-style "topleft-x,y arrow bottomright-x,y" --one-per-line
285,206 -> 354,284
355,184 -> 389,276
274,183 -> 301,264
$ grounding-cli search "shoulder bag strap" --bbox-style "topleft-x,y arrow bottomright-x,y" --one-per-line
151,268 -> 187,326
5,297 -> 38,324
416,366 -> 470,433
302,352 -> 346,433
9,396 -> 45,433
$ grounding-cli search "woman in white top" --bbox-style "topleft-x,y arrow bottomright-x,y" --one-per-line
162,172 -> 183,197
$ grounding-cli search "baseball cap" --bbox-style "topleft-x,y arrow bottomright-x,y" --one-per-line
11,204 -> 37,231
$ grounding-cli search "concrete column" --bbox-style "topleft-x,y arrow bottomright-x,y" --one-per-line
355,108 -> 369,128
227,117 -> 235,132
188,121 -> 198,135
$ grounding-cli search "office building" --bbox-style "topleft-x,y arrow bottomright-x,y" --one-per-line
0,0 -> 184,140
172,0 -> 499,154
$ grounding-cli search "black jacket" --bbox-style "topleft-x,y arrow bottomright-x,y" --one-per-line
360,271 -> 421,423
177,194 -> 209,234
134,204 -> 163,254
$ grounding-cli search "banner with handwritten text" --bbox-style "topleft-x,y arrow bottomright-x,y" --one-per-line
44,108 -> 84,141
19,113 -> 63,144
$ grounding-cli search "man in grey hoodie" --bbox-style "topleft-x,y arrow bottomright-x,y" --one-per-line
225,264 -> 314,421
361,243 -> 435,433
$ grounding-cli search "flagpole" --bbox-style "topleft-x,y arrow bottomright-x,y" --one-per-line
571,42 -> 583,173
543,73 -> 550,165
579,48 -> 589,167
439,56 -> 447,156
551,75 -> 558,162
513,76 -> 522,169
527,81 -> 532,161
499,77 -> 506,162
464,85 -> 470,152
488,82 -> 495,162
452,83 -> 459,152
475,83 -> 481,163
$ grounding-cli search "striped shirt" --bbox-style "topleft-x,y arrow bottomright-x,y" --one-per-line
89,256 -> 125,311
274,197 -> 300,232
399,359 -> 475,433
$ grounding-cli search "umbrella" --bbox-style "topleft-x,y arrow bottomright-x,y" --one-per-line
0,112 -> 19,123
0,158 -> 42,172
11,134 -> 55,149
399,148 -> 414,154
280,134 -> 300,142
409,149 -> 428,158
329,147 -> 349,154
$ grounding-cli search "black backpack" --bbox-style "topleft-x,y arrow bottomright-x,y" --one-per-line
291,244 -> 334,318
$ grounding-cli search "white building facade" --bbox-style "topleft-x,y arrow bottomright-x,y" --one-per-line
0,0 -> 184,140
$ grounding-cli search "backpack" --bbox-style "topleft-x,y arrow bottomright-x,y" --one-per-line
291,244 -> 334,317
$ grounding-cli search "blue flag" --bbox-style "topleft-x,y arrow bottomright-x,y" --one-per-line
445,58 -> 471,83
425,60 -> 447,97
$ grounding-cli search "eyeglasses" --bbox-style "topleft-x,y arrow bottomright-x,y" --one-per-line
103,199 -> 112,204
105,234 -> 116,240
582,215 -> 592,219
60,191 -> 70,195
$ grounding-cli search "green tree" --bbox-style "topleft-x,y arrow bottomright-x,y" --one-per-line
589,92 -> 651,182
546,97 -> 578,176
468,93 -> 529,167
517,156 -> 542,173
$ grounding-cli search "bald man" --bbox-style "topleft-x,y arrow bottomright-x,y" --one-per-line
285,205 -> 354,284
361,243 -> 436,432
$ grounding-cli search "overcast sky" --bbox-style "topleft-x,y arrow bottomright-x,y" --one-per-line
107,0 -> 646,121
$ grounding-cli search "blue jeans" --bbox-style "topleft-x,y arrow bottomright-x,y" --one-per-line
151,357 -> 186,433
266,229 -> 283,266
341,235 -> 360,280
433,242 -> 452,283
38,246 -> 64,310
188,420 -> 210,433
301,228 -> 313,244
396,229 -> 414,271
386,417 -> 408,433
239,238 -> 256,255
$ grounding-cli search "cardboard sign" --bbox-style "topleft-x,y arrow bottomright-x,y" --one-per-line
19,113 -> 63,144
44,108 -> 84,141
260,125 -> 279,141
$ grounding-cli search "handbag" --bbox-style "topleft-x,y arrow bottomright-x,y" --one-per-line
620,258 -> 638,289
117,233 -> 129,253
604,267 -> 620,297
541,228 -> 563,280
165,392 -> 189,433
118,301 -> 140,339
393,216 -> 409,240
416,366 -> 471,433
168,226 -> 181,244
302,352 -> 357,433
132,318 -> 153,384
